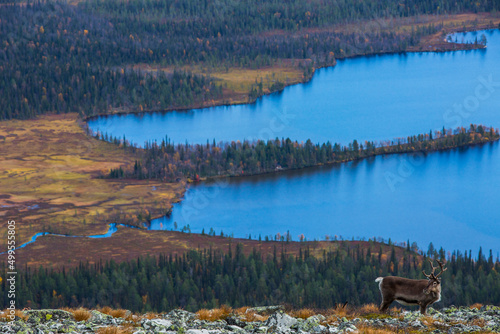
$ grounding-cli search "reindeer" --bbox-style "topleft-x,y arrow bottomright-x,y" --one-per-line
375,259 -> 447,315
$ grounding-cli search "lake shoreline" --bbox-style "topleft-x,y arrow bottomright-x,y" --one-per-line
196,134 -> 500,183
83,24 -> 499,122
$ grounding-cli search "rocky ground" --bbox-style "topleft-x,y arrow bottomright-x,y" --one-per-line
2,305 -> 500,333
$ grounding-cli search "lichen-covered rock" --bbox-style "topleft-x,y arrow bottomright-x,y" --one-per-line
338,321 -> 358,333
264,312 -> 298,333
25,309 -> 74,324
89,310 -> 114,325
225,315 -> 247,328
409,319 -> 424,328
0,324 -> 15,334
167,309 -> 196,322
228,325 -> 246,334
297,314 -> 326,332
165,308 -> 197,330
142,318 -> 175,332
247,305 -> 284,315
186,329 -> 224,334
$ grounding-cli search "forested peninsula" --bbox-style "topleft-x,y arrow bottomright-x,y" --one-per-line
105,125 -> 499,182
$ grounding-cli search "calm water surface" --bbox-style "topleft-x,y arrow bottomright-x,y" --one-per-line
90,30 -> 500,256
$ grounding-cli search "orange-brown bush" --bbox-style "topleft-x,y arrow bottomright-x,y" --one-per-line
388,306 -> 402,315
73,308 -> 91,321
98,307 -> 128,319
234,307 -> 249,315
356,324 -> 402,334
330,303 -> 351,317
99,306 -> 112,315
0,309 -> 28,322
196,309 -> 216,321
196,305 -> 233,321
109,309 -> 128,319
358,304 -> 380,315
470,303 -> 484,310
219,304 -> 233,319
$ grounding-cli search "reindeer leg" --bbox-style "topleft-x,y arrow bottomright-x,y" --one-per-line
380,299 -> 393,313
419,303 -> 427,315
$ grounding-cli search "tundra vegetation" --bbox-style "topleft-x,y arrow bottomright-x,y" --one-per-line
2,304 -> 500,333
0,114 -> 184,243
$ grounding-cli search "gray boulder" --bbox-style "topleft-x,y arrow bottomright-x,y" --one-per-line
297,314 -> 326,332
25,309 -> 74,324
89,310 -> 114,325
264,312 -> 298,333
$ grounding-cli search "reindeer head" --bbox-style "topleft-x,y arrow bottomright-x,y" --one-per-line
422,259 -> 447,295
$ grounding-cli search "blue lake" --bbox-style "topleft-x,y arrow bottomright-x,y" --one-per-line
89,30 -> 500,256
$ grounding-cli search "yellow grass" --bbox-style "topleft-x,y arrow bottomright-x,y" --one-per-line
210,67 -> 303,94
0,113 -> 185,249
129,63 -> 304,106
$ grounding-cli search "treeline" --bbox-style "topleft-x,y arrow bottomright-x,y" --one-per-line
1,243 -> 499,312
2,0 -> 497,120
106,125 -> 499,181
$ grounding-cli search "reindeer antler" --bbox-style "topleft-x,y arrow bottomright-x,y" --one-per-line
422,259 -> 437,279
422,259 -> 447,279
435,260 -> 447,279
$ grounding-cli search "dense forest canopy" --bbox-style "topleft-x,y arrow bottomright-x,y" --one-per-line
81,0 -> 498,37
1,0 -> 499,119
1,243 -> 499,312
